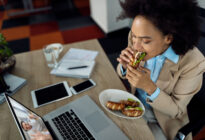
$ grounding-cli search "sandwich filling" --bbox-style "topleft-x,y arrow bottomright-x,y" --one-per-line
130,51 -> 146,68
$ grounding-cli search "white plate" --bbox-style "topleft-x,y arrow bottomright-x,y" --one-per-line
99,89 -> 145,119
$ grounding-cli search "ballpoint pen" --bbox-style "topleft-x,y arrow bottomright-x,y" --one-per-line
67,65 -> 88,70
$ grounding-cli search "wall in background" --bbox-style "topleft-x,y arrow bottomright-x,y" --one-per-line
89,0 -> 130,33
198,0 -> 205,9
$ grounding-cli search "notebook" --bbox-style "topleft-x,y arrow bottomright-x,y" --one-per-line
0,73 -> 27,104
61,48 -> 98,61
4,93 -> 129,140
50,48 -> 98,78
50,59 -> 95,78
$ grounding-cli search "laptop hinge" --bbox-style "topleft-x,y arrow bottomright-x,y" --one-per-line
44,121 -> 58,140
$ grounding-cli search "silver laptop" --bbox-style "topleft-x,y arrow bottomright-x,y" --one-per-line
4,93 -> 129,140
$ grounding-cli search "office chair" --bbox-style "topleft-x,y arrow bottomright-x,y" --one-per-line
175,22 -> 205,139
175,74 -> 205,140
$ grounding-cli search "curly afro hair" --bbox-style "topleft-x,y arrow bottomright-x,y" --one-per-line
119,0 -> 201,55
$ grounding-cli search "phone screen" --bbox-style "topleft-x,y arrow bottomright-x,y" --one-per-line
73,80 -> 94,93
35,83 -> 68,106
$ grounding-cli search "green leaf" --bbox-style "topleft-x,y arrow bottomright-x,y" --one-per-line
134,107 -> 143,111
136,52 -> 146,63
0,34 -> 7,45
127,98 -> 136,102
125,106 -> 143,111
0,33 -> 13,58
133,52 -> 146,66
0,49 -> 4,54
125,106 -> 133,109
5,47 -> 13,57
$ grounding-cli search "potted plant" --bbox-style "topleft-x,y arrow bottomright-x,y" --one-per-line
0,33 -> 16,93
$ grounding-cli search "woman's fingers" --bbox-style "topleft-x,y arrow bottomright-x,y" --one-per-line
117,47 -> 135,69
139,66 -> 151,74
126,67 -> 136,77
126,73 -> 139,87
118,46 -> 135,62
120,54 -> 130,63
127,65 -> 142,76
126,47 -> 134,55
117,57 -> 121,62
117,57 -> 128,69
126,65 -> 153,91
121,49 -> 133,60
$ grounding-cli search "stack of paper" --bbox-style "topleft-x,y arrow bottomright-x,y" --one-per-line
61,48 -> 98,61
51,60 -> 95,78
50,48 -> 98,78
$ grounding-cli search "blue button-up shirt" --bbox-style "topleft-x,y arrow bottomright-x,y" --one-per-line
120,46 -> 179,107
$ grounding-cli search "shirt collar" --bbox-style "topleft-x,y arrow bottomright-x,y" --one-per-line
161,46 -> 179,64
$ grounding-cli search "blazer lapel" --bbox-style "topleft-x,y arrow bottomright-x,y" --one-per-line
156,58 -> 179,93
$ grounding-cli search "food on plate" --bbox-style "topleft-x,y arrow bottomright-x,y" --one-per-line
129,51 -> 146,68
106,98 -> 143,117
122,106 -> 143,117
106,101 -> 125,110
120,98 -> 140,107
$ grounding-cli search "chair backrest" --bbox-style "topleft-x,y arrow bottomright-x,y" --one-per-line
178,74 -> 205,137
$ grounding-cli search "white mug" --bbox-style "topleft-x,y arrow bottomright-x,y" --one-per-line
46,43 -> 63,59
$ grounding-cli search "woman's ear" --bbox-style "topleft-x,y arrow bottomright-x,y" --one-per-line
165,34 -> 173,45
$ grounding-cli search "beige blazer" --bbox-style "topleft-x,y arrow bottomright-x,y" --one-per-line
116,32 -> 205,140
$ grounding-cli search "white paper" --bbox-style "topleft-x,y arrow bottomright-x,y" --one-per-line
50,60 -> 95,78
61,48 -> 98,61
51,48 -> 98,78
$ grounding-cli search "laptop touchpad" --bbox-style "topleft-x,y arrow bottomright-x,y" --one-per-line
85,111 -> 110,133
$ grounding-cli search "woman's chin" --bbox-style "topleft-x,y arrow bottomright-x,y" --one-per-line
143,56 -> 149,61
144,55 -> 156,61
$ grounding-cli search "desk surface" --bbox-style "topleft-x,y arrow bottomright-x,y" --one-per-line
0,39 -> 154,140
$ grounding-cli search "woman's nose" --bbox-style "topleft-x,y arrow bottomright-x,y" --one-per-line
133,41 -> 143,50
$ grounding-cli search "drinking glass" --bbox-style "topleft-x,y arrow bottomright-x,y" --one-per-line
43,47 -> 58,68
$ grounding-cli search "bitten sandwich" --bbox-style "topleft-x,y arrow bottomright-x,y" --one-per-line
129,51 -> 146,69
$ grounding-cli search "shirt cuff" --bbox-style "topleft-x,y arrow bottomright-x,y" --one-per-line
147,87 -> 160,101
120,64 -> 127,76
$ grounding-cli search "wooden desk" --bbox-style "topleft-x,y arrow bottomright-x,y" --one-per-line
0,39 -> 155,140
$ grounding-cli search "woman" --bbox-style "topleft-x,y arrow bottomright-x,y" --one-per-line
116,0 -> 205,140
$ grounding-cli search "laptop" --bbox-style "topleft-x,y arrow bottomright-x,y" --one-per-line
4,93 -> 129,140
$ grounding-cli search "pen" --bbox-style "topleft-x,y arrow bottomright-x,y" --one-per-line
67,65 -> 88,70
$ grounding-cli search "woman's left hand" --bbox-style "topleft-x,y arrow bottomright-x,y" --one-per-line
126,65 -> 157,95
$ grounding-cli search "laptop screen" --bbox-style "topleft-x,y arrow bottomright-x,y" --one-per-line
4,94 -> 52,140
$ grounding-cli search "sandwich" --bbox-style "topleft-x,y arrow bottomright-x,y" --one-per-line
106,101 -> 125,111
122,106 -> 143,117
106,98 -> 143,117
120,98 -> 140,107
129,51 -> 146,69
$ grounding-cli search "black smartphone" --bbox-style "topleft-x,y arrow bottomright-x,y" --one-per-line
70,79 -> 96,94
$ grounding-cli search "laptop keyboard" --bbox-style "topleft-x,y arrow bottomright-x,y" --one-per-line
52,109 -> 95,140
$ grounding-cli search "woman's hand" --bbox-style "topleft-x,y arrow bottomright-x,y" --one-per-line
126,65 -> 157,95
117,47 -> 134,69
